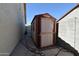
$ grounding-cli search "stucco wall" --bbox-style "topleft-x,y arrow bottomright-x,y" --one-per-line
58,7 -> 79,52
0,3 -> 25,56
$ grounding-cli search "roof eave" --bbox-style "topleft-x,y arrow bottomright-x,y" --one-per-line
57,4 -> 79,22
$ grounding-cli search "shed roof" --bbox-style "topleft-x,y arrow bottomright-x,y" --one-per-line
31,13 -> 57,24
57,5 -> 79,22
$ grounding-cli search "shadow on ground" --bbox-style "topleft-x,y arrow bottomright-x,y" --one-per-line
56,37 -> 79,56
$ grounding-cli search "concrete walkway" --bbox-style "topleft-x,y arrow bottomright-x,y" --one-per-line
11,26 -> 74,56
11,42 -> 74,56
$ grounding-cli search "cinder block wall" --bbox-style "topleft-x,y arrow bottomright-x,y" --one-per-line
0,3 -> 25,56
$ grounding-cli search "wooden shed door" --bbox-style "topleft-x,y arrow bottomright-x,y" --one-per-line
40,18 -> 54,47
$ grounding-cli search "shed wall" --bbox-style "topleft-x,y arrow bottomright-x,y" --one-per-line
40,18 -> 54,47
31,18 -> 37,45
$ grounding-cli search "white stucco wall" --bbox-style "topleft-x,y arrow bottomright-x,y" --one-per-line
58,7 -> 79,52
0,3 -> 25,56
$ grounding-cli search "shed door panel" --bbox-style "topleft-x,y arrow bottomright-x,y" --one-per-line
40,18 -> 53,47
41,19 -> 46,32
41,18 -> 53,33
41,34 -> 53,47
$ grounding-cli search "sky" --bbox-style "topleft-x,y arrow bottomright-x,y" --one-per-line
26,3 -> 77,25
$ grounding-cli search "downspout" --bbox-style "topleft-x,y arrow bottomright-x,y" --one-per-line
74,17 -> 77,48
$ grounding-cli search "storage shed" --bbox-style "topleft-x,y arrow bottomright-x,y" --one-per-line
58,5 -> 79,52
31,13 -> 57,48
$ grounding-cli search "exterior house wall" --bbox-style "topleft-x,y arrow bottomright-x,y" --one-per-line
58,7 -> 79,52
0,3 -> 25,56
